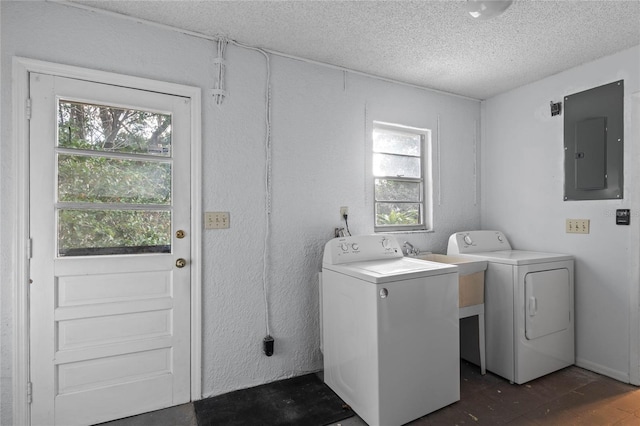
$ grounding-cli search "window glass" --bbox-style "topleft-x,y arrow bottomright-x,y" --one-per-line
373,128 -> 421,156
375,179 -> 421,202
373,153 -> 421,178
58,101 -> 171,156
375,203 -> 421,227
58,209 -> 171,256
58,154 -> 171,205
56,99 -> 173,257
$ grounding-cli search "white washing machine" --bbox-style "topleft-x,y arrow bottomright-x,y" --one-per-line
447,230 -> 574,384
322,235 -> 460,426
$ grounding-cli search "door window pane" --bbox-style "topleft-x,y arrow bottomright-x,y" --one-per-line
58,101 -> 172,156
57,154 -> 171,205
56,99 -> 174,257
58,210 -> 171,257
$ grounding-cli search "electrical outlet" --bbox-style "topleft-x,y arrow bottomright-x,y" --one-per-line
340,206 -> 348,218
205,211 -> 230,229
566,219 -> 590,234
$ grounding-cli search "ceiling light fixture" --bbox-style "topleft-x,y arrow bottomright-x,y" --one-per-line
465,0 -> 513,20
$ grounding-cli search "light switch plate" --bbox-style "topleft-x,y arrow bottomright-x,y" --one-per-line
566,219 -> 590,234
205,212 -> 230,229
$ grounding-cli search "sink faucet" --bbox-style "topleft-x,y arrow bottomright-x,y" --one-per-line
404,241 -> 420,256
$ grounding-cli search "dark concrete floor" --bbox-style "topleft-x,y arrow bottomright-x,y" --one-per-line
99,361 -> 640,426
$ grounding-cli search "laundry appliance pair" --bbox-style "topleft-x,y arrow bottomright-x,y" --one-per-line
448,230 -> 575,385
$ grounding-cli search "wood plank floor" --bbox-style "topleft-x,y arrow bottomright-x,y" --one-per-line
329,361 -> 640,426
100,361 -> 640,426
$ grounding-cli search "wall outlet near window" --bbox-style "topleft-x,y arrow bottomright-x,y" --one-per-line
205,211 -> 230,229
566,218 -> 589,234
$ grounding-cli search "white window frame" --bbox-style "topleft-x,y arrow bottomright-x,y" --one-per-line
372,121 -> 432,233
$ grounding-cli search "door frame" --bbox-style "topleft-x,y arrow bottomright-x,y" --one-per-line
12,57 -> 203,425
631,89 -> 640,387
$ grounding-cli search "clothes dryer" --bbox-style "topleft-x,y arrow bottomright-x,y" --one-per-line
448,230 -> 574,384
322,235 -> 459,426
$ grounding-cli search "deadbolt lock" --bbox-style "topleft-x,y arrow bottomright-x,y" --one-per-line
176,258 -> 187,268
176,230 -> 185,239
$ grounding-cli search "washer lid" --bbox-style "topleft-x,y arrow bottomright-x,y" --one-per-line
455,250 -> 573,266
323,257 -> 457,283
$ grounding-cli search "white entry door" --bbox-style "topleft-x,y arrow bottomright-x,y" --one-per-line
29,73 -> 191,426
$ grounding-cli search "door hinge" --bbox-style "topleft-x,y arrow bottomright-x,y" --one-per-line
27,238 -> 32,259
26,98 -> 32,120
27,381 -> 32,404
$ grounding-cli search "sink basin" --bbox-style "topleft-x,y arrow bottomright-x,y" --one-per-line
415,253 -> 487,275
414,254 -> 487,307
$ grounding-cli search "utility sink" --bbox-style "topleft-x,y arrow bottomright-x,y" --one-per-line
414,254 -> 487,308
416,253 -> 487,275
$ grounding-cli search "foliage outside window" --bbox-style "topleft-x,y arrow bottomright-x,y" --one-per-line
373,123 -> 429,232
57,100 -> 173,256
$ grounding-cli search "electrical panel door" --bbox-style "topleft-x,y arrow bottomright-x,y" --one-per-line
564,80 -> 623,200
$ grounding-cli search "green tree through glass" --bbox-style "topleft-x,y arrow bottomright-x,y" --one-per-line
57,101 -> 172,256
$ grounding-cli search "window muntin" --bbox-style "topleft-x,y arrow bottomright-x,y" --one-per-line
373,124 -> 428,232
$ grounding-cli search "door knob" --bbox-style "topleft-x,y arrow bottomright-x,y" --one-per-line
176,258 -> 187,268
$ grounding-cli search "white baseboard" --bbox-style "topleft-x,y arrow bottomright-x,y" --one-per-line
576,357 -> 631,384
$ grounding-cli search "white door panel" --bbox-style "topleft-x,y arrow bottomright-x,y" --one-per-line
55,374 -> 174,426
29,72 -> 191,425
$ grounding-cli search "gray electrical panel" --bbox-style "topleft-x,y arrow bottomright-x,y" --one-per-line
564,80 -> 623,201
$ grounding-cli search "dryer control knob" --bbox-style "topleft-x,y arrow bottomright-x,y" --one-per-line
381,238 -> 390,249
463,235 -> 473,245
340,243 -> 349,251
497,235 -> 504,242
351,243 -> 359,251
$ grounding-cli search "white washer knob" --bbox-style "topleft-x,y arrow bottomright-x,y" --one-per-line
351,243 -> 359,251
463,235 -> 473,245
340,243 -> 349,251
381,238 -> 390,248
497,235 -> 504,242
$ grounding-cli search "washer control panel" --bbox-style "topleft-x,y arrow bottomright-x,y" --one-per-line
323,235 -> 403,265
447,230 -> 511,254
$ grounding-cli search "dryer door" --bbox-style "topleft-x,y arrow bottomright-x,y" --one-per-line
524,268 -> 571,340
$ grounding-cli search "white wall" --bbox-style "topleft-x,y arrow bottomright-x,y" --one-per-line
0,2 -> 481,423
481,45 -> 640,382
0,1 -> 4,421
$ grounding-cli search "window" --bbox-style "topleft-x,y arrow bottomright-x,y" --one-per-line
56,100 -> 173,256
373,122 -> 430,232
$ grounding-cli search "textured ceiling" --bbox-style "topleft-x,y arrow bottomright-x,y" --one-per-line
66,0 -> 640,100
